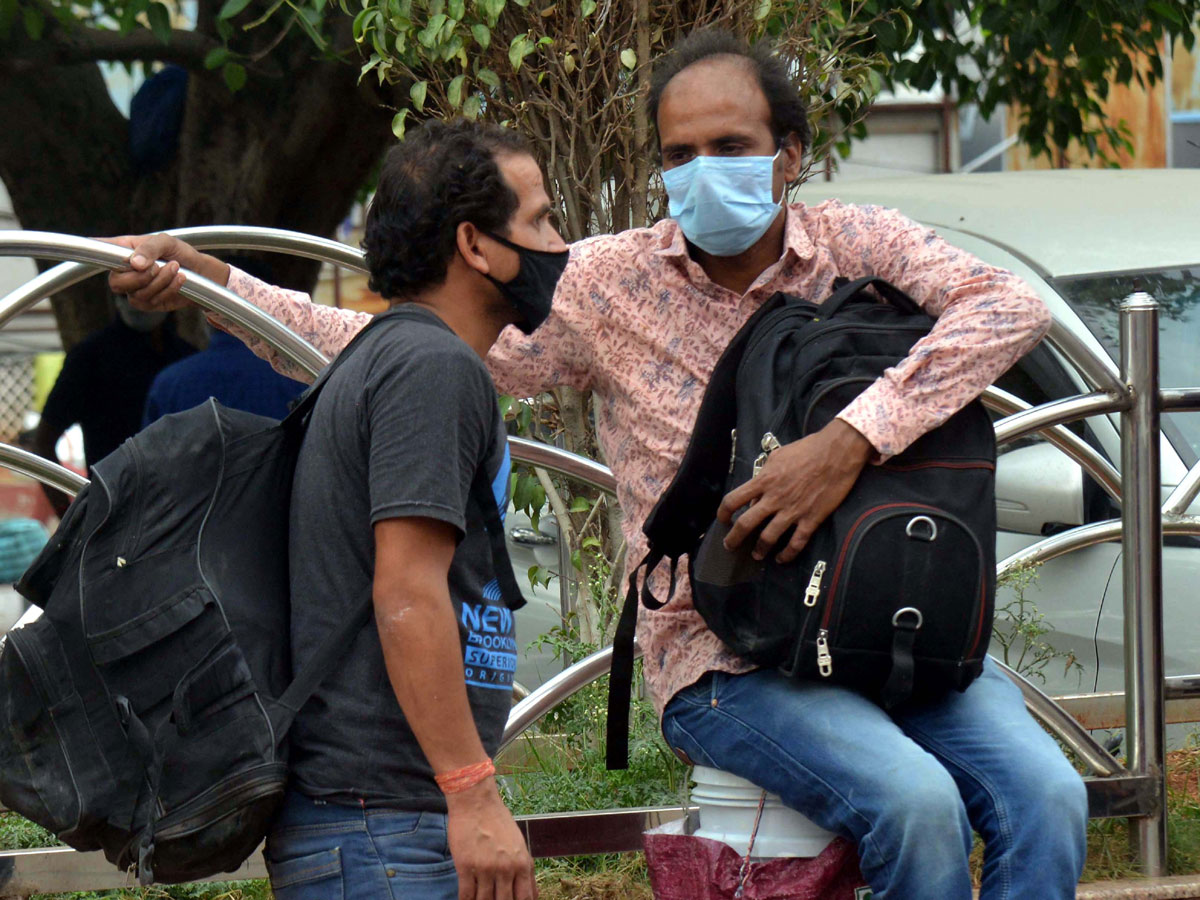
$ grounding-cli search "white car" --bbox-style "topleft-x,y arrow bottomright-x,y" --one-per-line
798,169 -> 1200,697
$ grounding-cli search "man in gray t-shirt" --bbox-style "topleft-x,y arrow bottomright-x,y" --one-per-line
272,120 -> 564,900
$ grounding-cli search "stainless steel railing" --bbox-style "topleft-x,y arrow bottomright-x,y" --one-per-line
0,227 -> 1192,885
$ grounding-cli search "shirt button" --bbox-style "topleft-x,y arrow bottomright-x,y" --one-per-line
386,868 -> 396,877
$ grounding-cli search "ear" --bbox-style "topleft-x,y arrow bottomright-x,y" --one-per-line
780,132 -> 804,184
455,221 -> 491,277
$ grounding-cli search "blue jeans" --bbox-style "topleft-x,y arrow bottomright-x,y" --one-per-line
264,791 -> 457,900
661,659 -> 1088,900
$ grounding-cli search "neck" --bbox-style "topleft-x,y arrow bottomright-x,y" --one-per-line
401,273 -> 511,359
692,207 -> 787,296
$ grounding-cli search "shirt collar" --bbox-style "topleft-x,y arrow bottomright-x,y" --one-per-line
652,203 -> 817,265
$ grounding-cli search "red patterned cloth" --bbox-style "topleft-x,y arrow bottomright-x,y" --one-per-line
643,826 -> 869,900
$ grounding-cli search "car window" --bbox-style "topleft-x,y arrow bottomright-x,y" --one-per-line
1052,267 -> 1200,468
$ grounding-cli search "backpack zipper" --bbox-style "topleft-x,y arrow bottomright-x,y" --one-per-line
803,560 -> 827,607
752,432 -> 782,477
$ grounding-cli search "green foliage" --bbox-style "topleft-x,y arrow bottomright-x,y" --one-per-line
992,562 -> 1084,686
873,0 -> 1200,162
508,569 -> 688,820
0,811 -> 60,849
27,882 -> 271,899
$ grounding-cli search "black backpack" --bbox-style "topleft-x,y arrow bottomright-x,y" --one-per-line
607,277 -> 996,769
0,308 -> 523,883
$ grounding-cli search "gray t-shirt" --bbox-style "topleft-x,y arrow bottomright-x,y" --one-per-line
287,305 -> 515,811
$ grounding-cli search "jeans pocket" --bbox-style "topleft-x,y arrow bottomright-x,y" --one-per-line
372,813 -> 457,897
266,846 -> 343,900
661,712 -> 719,770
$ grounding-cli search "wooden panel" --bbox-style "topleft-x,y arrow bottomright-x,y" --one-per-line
1006,47 -> 1168,169
1174,32 -> 1200,113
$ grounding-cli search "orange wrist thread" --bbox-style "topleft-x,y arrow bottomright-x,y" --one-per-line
435,759 -> 495,794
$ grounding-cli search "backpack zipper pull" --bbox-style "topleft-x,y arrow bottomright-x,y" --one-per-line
816,629 -> 833,677
803,561 -> 826,607
729,429 -> 738,474
752,432 -> 782,478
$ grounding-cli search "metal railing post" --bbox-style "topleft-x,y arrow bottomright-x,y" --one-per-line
1120,292 -> 1167,875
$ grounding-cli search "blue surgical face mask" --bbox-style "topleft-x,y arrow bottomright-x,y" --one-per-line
661,150 -> 784,257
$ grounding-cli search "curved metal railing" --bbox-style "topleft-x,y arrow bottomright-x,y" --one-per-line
0,229 -> 1193,882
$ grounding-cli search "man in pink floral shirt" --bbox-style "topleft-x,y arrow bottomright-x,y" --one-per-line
111,28 -> 1086,900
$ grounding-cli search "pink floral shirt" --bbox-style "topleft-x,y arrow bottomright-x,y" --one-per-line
218,201 -> 1050,715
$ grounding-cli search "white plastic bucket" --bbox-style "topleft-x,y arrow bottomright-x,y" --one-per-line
690,765 -> 836,859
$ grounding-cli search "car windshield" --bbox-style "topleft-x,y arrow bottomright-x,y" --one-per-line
1052,267 -> 1200,467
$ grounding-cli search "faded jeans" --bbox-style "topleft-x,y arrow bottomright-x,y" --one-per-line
265,791 -> 457,900
660,658 -> 1088,900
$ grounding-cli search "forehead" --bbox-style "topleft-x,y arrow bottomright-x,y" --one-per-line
496,152 -> 547,209
656,56 -> 772,144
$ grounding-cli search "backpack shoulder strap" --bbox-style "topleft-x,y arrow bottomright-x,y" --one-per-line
640,290 -> 791,558
820,276 -> 923,319
272,308 -> 524,735
282,305 -> 439,429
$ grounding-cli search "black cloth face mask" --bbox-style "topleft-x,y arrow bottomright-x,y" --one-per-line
483,231 -> 569,335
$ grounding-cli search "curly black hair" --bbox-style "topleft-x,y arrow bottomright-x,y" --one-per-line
648,29 -> 812,152
363,119 -> 531,301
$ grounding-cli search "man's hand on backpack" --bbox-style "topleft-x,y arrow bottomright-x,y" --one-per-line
718,419 -> 874,564
446,778 -> 538,900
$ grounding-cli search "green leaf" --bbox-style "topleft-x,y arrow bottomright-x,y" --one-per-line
447,0 -> 464,17
753,0 -> 770,20
508,33 -> 532,71
619,47 -> 636,69
581,536 -> 602,550
569,496 -> 590,513
579,0 -> 595,14
410,80 -> 428,111
352,6 -> 372,41
218,0 -> 254,20
204,46 -> 230,68
471,22 -> 490,48
530,483 -> 546,514
512,473 -> 534,512
1147,1 -> 1185,27
570,548 -> 582,571
359,57 -> 382,81
244,0 -> 286,29
462,94 -> 482,119
222,61 -> 247,91
147,2 -> 171,43
391,108 -> 409,139
21,5 -> 43,39
418,11 -> 447,46
477,66 -> 500,89
447,73 -> 467,107
289,3 -> 327,50
216,17 -> 233,40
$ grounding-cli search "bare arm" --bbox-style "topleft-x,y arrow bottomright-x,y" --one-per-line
374,516 -> 536,900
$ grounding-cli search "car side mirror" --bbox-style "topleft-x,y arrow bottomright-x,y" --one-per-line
995,442 -> 1085,535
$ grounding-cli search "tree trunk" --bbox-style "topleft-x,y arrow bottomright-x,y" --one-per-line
1,21 -> 396,349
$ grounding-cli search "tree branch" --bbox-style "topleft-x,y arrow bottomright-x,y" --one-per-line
2,25 -> 221,71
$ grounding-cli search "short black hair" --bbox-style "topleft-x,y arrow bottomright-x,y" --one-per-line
648,29 -> 812,151
363,119 -> 531,301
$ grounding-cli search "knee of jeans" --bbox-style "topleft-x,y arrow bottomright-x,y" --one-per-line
1026,765 -> 1089,832
888,766 -> 971,839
